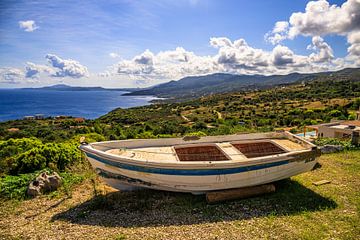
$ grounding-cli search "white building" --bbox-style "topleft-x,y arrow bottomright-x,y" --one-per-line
314,121 -> 360,138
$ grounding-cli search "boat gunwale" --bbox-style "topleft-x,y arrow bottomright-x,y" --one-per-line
79,132 -> 317,169
80,146 -> 314,170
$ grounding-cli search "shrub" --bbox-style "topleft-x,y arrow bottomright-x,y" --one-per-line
193,121 -> 207,130
0,137 -> 88,175
0,173 -> 35,199
314,138 -> 358,150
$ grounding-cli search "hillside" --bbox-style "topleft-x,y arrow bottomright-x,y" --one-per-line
124,68 -> 360,99
2,75 -> 360,143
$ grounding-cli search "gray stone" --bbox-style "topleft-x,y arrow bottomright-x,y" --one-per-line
319,145 -> 344,154
27,172 -> 62,197
48,172 -> 62,190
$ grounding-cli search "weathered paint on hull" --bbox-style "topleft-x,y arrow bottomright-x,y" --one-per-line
85,152 -> 317,193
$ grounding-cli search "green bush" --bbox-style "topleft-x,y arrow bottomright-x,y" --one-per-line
0,137 -> 84,175
0,173 -> 35,199
314,138 -> 358,150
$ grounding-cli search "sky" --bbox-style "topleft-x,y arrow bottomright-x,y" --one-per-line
0,0 -> 359,88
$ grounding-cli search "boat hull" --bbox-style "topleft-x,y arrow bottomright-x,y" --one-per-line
83,150 -> 318,193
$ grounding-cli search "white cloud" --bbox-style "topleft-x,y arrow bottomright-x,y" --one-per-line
210,37 -> 233,48
273,21 -> 289,33
115,47 -> 219,82
214,37 -> 270,72
265,0 -> 360,61
307,36 -> 334,63
109,52 -> 120,58
347,31 -> 360,64
272,45 -> 294,66
18,20 -> 39,32
106,36 -> 352,85
287,0 -> 360,38
46,54 -> 89,78
25,62 -> 54,78
0,68 -> 25,84
265,21 -> 290,45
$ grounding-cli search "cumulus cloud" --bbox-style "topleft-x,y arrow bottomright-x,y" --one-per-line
46,54 -> 89,78
25,62 -> 54,78
0,68 -> 25,84
106,36 -> 350,84
18,20 -> 39,32
0,55 -> 89,84
347,31 -> 360,64
307,36 -> 334,63
265,21 -> 290,44
265,0 -> 360,61
115,47 -> 218,81
213,38 -> 270,72
287,0 -> 360,38
117,49 -> 155,75
272,45 -> 294,66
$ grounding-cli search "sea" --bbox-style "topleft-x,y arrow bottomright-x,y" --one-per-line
0,89 -> 157,122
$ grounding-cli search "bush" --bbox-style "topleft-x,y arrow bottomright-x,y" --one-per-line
314,138 -> 358,150
0,173 -> 35,199
0,137 -> 84,175
192,121 -> 207,130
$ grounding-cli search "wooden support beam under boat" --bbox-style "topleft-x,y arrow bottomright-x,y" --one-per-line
206,184 -> 276,203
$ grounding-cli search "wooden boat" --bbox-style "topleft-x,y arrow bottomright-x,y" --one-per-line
79,131 -> 320,194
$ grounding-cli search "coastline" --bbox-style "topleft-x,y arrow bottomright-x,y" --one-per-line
0,89 -> 158,122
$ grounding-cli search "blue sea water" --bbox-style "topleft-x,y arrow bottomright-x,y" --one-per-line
0,89 -> 157,122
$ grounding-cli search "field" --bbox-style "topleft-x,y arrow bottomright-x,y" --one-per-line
1,150 -> 359,240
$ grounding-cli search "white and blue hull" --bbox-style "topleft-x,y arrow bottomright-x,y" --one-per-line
80,132 -> 319,193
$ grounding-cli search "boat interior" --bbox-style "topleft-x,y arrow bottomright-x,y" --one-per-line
104,138 -> 308,162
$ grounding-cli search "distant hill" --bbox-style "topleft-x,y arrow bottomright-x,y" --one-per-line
22,84 -> 141,92
124,68 -> 360,99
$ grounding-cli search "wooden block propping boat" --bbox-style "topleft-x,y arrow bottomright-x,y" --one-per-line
79,131 -> 320,194
206,184 -> 276,203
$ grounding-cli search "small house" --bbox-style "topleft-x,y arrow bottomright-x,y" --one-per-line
74,117 -> 85,123
24,116 -> 35,120
35,114 -> 45,120
311,121 -> 360,138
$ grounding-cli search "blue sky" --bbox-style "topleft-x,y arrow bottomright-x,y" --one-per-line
0,0 -> 359,88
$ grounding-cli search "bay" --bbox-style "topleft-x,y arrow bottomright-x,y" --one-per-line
0,89 -> 156,122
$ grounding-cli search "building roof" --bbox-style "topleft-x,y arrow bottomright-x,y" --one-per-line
329,125 -> 360,131
7,128 -> 20,132
341,120 -> 360,127
308,120 -> 360,129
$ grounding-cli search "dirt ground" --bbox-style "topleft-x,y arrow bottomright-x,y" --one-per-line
1,151 -> 359,240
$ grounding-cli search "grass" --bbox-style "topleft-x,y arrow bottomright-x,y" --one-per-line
0,150 -> 359,239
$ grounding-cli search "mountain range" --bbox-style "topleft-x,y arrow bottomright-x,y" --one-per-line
21,84 -> 141,92
124,68 -> 360,99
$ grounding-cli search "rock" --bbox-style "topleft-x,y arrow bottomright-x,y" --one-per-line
48,172 -> 62,190
319,145 -> 344,154
27,180 -> 42,197
27,172 -> 62,197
